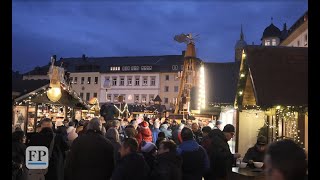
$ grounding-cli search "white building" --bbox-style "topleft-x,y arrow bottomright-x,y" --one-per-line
100,70 -> 160,104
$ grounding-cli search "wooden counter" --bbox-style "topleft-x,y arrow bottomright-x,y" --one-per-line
228,167 -> 265,180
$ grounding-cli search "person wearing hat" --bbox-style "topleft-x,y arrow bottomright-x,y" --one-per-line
243,135 -> 268,167
141,141 -> 158,170
206,124 -> 240,180
213,120 -> 223,130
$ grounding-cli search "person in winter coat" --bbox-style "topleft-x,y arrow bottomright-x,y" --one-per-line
207,124 -> 240,180
136,121 -> 153,146
65,118 -> 114,180
172,122 -> 185,145
156,132 -> 167,149
152,120 -> 161,143
177,127 -> 209,180
243,136 -> 267,168
111,137 -> 150,180
141,141 -> 157,171
150,140 -> 182,180
12,130 -> 27,180
160,123 -> 172,139
28,118 -> 69,180
191,123 -> 203,144
106,127 -> 121,164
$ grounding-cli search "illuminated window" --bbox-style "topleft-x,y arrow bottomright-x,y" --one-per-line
87,77 -> 91,84
94,77 -> 98,84
165,75 -> 169,81
149,94 -> 154,101
172,65 -> 178,70
272,39 -> 276,46
135,94 -> 140,102
107,94 -> 111,101
114,94 -> 119,102
265,40 -> 271,46
74,77 -> 78,84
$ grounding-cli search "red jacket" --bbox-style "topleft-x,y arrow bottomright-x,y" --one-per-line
136,127 -> 153,146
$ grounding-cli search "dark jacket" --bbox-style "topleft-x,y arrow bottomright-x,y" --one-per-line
111,152 -> 150,180
142,152 -> 156,171
177,140 -> 210,180
28,127 -> 69,180
207,129 -> 234,179
12,141 -> 27,180
66,130 -> 114,180
243,145 -> 265,163
106,137 -> 121,164
150,152 -> 182,180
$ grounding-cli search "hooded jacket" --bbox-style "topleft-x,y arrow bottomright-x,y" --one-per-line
150,152 -> 183,180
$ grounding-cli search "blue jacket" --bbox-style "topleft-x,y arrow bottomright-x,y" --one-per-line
152,128 -> 161,143
177,140 -> 210,180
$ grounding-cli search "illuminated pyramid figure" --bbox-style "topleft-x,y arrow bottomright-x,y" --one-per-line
174,33 -> 202,115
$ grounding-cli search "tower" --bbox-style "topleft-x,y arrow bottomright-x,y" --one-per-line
173,33 -> 202,115
235,24 -> 247,62
261,17 -> 281,46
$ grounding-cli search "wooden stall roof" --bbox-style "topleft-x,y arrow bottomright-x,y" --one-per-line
244,45 -> 308,107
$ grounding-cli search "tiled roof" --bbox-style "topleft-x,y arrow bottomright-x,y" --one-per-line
12,79 -> 49,96
204,61 -> 241,104
24,55 -> 185,75
245,45 -> 308,106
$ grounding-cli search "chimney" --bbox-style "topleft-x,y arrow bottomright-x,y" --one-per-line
82,54 -> 86,61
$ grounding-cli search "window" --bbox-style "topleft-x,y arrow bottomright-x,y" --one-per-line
120,77 -> 125,86
86,93 -> 90,101
272,39 -> 276,46
94,77 -> 98,84
74,77 -> 78,84
134,94 -> 140,102
87,77 -> 91,84
174,74 -> 179,81
81,77 -> 85,84
142,94 -> 147,102
165,75 -> 169,81
164,86 -> 169,92
297,40 -> 300,47
265,40 -> 271,46
113,94 -> 119,102
149,94 -> 154,102
164,98 -> 169,104
135,77 -> 140,86
172,65 -> 178,70
112,77 -> 117,86
107,94 -> 112,101
104,77 -> 110,88
151,77 -> 156,86
174,86 -> 179,92
93,93 -> 97,98
80,92 -> 83,99
127,77 -> 132,86
143,77 -> 148,86
305,34 -> 308,46
70,77 -> 73,83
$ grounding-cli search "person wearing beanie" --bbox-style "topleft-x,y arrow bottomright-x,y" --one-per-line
160,123 -> 172,139
243,135 -> 268,167
136,121 -> 153,146
152,120 -> 161,143
141,141 -> 157,170
207,124 -> 240,180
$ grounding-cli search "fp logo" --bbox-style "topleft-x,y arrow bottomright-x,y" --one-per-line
26,146 -> 49,169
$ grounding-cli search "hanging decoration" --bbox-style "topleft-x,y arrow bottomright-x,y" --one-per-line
47,56 -> 62,102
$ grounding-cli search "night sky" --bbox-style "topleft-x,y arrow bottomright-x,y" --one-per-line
13,1 -> 307,73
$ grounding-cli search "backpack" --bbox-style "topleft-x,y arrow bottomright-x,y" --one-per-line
27,133 -> 56,180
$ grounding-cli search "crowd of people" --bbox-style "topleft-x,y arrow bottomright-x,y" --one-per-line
12,116 -> 308,180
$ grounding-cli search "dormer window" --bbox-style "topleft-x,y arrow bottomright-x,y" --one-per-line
265,40 -> 271,46
272,39 -> 277,46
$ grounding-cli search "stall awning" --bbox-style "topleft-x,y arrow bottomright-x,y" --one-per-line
14,84 -> 90,109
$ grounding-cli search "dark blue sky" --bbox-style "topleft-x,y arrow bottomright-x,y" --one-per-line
12,1 -> 307,73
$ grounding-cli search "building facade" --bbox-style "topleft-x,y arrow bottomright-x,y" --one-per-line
70,72 -> 101,101
159,72 -> 181,110
280,11 -> 308,47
